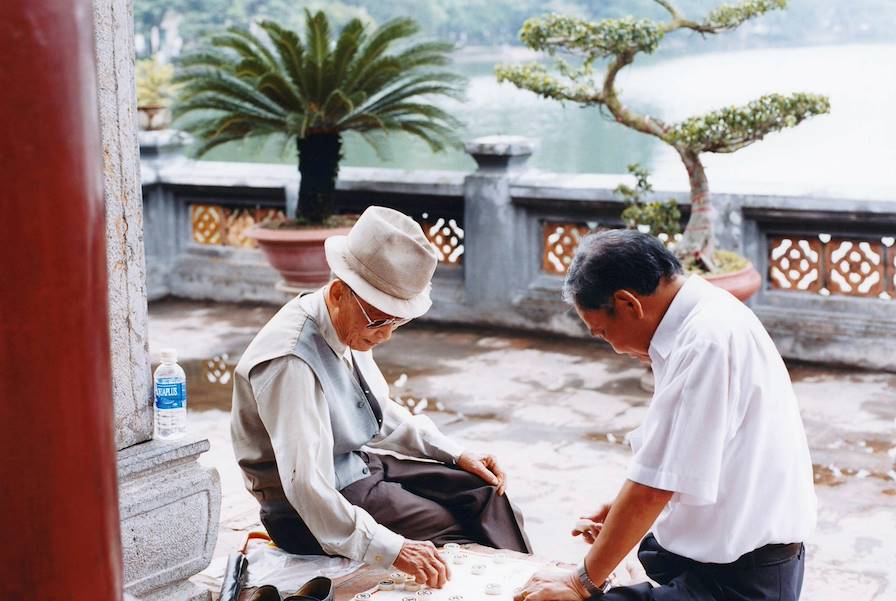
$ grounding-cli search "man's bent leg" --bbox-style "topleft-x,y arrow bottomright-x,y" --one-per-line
375,454 -> 532,553
341,453 -> 472,546
259,499 -> 327,555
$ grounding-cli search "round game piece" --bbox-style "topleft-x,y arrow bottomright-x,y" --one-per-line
444,543 -> 461,551
416,590 -> 433,596
378,580 -> 395,591
404,581 -> 422,592
353,594 -> 372,601
485,583 -> 502,595
471,564 -> 486,575
391,572 -> 405,581
452,553 -> 467,565
448,596 -> 465,601
402,597 -> 417,601
493,552 -> 508,564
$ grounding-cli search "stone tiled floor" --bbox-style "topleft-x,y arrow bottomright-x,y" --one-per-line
149,299 -> 896,601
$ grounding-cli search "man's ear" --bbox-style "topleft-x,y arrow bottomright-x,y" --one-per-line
613,289 -> 644,319
329,279 -> 346,303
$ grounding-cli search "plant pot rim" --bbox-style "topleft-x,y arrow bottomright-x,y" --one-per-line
246,223 -> 352,242
700,261 -> 757,281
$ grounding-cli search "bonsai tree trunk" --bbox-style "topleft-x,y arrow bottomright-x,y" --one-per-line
297,132 -> 343,224
675,149 -> 716,269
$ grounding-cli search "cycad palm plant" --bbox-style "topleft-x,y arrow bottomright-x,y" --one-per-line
174,10 -> 465,225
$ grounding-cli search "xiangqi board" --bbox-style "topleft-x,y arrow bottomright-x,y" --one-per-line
350,545 -> 544,601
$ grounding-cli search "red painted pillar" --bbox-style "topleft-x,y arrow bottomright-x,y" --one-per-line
0,2 -> 123,600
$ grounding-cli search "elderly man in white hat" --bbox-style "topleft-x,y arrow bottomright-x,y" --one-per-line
231,206 -> 531,588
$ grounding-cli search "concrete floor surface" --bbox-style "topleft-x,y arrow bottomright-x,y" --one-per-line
148,299 -> 896,600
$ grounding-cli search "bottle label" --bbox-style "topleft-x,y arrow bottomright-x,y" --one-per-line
155,379 -> 186,410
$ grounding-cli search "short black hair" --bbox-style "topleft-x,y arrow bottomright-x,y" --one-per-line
562,229 -> 683,311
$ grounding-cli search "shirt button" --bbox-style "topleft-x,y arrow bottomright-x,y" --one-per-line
374,554 -> 383,562
357,401 -> 365,408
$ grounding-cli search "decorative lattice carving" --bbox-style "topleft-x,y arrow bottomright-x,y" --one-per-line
191,204 -> 223,245
420,213 -> 464,265
769,233 -> 895,300
223,209 -> 258,248
191,204 -> 286,248
825,239 -> 885,297
543,222 -> 591,274
768,237 -> 823,292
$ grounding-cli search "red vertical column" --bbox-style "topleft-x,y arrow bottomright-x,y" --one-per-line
0,2 -> 123,600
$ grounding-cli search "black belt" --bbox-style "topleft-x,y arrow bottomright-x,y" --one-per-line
713,542 -> 803,569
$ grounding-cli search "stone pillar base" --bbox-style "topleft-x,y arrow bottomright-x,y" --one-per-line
118,437 -> 221,601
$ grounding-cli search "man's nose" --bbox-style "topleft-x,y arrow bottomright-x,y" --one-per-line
371,324 -> 394,343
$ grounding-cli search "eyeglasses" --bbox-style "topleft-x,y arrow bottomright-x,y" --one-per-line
351,289 -> 410,329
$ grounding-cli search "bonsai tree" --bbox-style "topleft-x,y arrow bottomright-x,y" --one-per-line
497,0 -> 830,271
616,163 -> 682,242
173,10 -> 465,225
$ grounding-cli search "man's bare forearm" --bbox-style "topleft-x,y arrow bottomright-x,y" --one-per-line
584,479 -> 674,584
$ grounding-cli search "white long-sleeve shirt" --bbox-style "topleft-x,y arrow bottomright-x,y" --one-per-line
231,288 -> 463,568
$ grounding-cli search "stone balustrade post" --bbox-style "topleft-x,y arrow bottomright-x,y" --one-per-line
462,136 -> 537,311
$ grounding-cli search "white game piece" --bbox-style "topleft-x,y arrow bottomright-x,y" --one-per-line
444,543 -> 461,551
471,564 -> 486,575
402,597 -> 417,601
416,590 -> 433,596
378,580 -> 395,591
452,553 -> 467,564
404,580 -> 422,592
448,596 -> 465,601
485,583 -> 502,595
493,552 -> 508,564
573,519 -> 595,534
353,594 -> 372,601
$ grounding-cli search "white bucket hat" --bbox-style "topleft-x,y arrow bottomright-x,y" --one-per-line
324,206 -> 438,319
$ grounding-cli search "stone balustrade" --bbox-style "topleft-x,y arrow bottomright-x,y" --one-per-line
141,132 -> 896,372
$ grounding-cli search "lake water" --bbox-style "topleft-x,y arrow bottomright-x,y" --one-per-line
201,43 -> 896,200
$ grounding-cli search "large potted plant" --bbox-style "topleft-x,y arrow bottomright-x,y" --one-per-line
173,10 -> 464,288
497,0 -> 830,300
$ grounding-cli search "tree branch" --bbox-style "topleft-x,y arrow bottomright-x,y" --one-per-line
651,0 -> 681,20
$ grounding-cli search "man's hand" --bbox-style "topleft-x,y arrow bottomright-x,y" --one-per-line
513,567 -> 586,601
572,503 -> 612,544
457,452 -> 506,495
393,540 -> 451,588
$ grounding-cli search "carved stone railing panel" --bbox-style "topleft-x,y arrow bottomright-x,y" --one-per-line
421,213 -> 464,265
543,222 -> 592,275
190,204 -> 286,249
769,234 -> 894,300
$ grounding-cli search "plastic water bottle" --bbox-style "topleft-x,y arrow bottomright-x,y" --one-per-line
154,348 -> 187,439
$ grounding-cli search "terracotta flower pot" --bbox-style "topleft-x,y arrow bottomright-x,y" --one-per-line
702,262 -> 762,303
137,105 -> 172,131
246,224 -> 352,289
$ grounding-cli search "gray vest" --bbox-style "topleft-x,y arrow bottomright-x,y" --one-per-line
291,316 -> 383,490
232,293 -> 384,499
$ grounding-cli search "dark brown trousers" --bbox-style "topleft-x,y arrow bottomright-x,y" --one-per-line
260,452 -> 532,556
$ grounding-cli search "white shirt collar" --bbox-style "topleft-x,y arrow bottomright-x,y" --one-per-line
648,276 -> 709,361
299,285 -> 350,359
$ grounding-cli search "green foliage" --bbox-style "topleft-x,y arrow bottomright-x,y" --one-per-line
667,92 -> 831,152
173,10 -> 465,223
136,57 -> 177,106
703,0 -> 787,31
495,63 -> 598,103
616,164 -> 682,239
173,10 -> 466,157
518,14 -> 664,60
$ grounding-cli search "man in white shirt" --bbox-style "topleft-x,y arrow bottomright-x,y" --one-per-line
231,207 -> 530,589
515,230 -> 815,601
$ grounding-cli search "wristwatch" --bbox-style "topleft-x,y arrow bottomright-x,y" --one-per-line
576,563 -> 613,599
